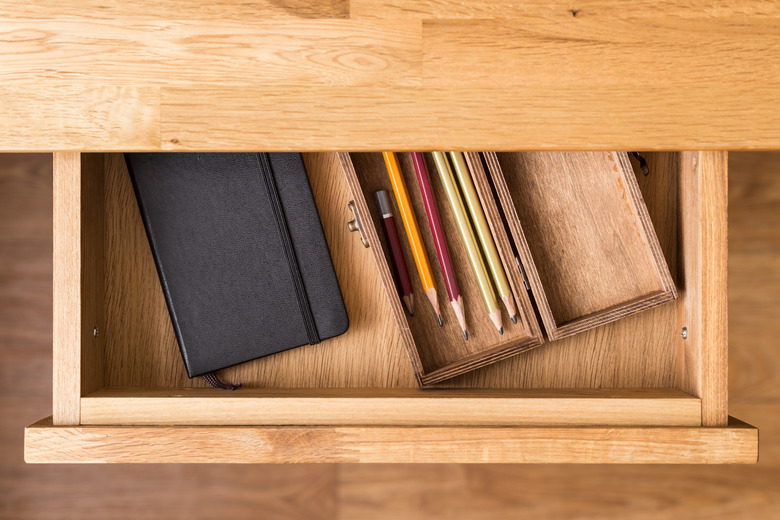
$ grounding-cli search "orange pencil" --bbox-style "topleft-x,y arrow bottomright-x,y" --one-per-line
382,152 -> 442,325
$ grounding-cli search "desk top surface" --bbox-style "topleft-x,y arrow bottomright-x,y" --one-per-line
1,0 -> 778,151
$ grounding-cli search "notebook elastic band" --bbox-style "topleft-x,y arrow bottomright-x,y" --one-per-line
257,153 -> 321,346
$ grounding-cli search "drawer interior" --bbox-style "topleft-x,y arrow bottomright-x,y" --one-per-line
58,151 -> 721,427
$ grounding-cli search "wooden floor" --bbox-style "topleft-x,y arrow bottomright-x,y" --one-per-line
1,153 -> 778,519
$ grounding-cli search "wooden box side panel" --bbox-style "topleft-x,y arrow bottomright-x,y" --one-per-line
52,152 -> 104,426
678,151 -> 728,426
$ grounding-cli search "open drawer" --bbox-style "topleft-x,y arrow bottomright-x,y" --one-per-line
25,151 -> 757,464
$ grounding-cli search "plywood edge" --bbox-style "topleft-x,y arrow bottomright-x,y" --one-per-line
419,338 -> 542,385
79,388 -> 700,426
25,415 -> 757,464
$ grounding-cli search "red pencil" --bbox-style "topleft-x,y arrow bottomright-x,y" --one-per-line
374,190 -> 415,315
411,152 -> 467,339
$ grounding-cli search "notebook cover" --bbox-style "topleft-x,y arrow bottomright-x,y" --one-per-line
125,152 -> 349,377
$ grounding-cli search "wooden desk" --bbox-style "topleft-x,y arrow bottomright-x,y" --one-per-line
1,0 -> 765,463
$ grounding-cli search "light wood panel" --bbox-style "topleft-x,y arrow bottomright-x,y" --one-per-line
0,20 -> 421,87
52,153 -> 105,426
157,85 -> 780,152
52,153 -> 80,425
1,3 -> 780,150
24,416 -> 757,464
351,0 -> 780,18
677,152 -> 729,425
0,85 -> 160,151
79,388 -> 701,426
422,18 -> 780,88
0,0 -> 349,20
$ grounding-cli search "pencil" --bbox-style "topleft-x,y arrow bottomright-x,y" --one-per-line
383,152 -> 442,326
431,152 -> 503,334
448,151 -> 518,324
411,152 -> 467,340
374,190 -> 415,316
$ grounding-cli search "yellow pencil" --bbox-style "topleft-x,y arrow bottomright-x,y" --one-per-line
431,152 -> 503,334
383,152 -> 442,325
448,151 -> 518,324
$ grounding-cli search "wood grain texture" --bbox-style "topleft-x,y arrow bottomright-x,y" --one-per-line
157,85 -> 780,152
350,0 -> 780,18
3,4 -> 780,150
341,152 -> 541,384
484,152 -> 677,340
0,20 -> 421,87
677,152 -> 729,425
422,17 -> 780,88
24,416 -> 757,464
52,153 -> 81,425
79,154 -> 105,399
0,85 -> 160,151
79,388 -> 701,426
0,0 -> 349,20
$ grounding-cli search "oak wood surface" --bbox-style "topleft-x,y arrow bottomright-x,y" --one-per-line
2,152 -> 779,517
51,153 -> 81,425
677,152 -> 729,425
79,388 -> 701,426
24,416 -> 756,464
1,2 -> 780,151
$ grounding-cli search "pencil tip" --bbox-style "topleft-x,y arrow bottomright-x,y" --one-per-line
499,327 -> 504,335
463,330 -> 468,340
511,315 -> 517,324
437,314 -> 443,327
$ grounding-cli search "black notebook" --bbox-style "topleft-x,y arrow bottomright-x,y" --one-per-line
125,153 -> 349,378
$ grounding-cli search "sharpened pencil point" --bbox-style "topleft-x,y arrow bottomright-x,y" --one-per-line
463,330 -> 468,340
437,314 -> 443,327
499,327 -> 504,335
511,314 -> 517,324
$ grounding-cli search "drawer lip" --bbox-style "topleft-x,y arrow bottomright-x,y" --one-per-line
25,416 -> 758,464
79,388 -> 702,427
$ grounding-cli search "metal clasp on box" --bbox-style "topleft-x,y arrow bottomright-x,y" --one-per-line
347,200 -> 369,248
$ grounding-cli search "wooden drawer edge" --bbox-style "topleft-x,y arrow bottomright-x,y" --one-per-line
79,388 -> 701,427
25,416 -> 757,464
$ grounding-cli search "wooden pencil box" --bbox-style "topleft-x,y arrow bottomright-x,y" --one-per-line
339,151 -> 677,386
